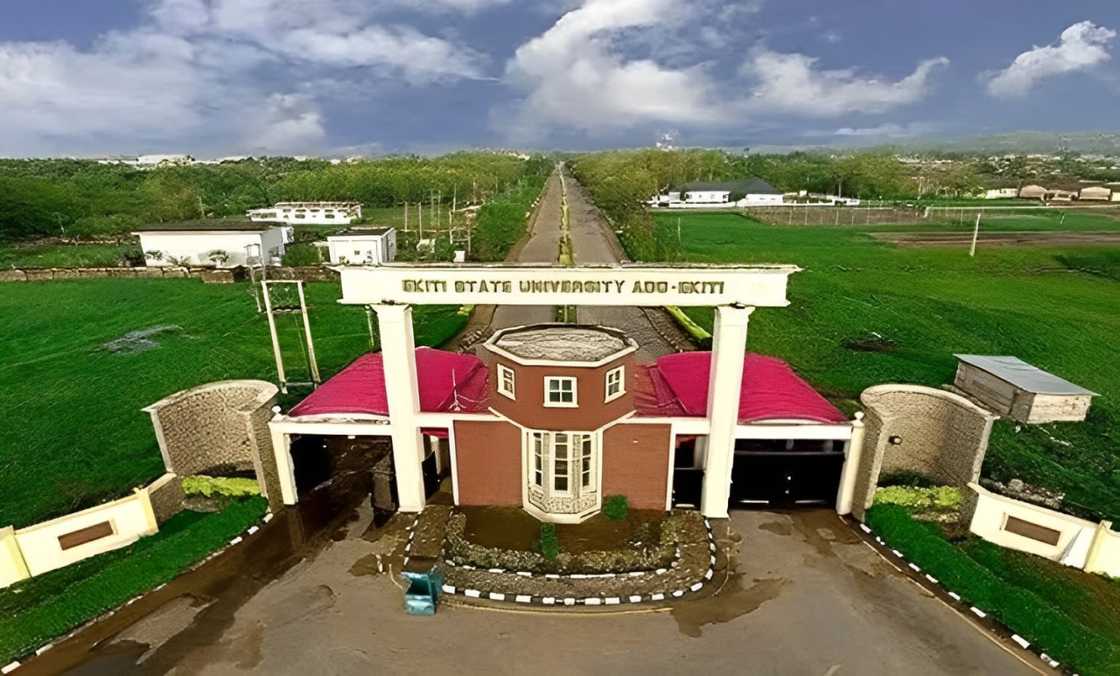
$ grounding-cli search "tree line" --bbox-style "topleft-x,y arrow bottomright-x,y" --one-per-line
0,153 -> 552,241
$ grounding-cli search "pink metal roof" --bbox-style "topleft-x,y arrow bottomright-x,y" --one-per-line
638,351 -> 847,424
289,347 -> 489,418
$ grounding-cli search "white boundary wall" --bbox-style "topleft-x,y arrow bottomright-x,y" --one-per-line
967,482 -> 1120,576
0,476 -> 168,588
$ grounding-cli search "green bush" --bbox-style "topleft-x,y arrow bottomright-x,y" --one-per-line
0,497 -> 267,664
873,485 -> 962,511
472,177 -> 547,261
878,470 -> 938,488
539,523 -> 560,560
181,475 -> 261,498
281,242 -> 322,266
866,504 -> 1120,675
604,495 -> 629,521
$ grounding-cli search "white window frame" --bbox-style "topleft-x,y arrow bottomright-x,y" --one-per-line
579,433 -> 594,490
552,432 -> 572,496
543,376 -> 578,408
531,431 -> 544,488
497,363 -> 516,400
604,365 -> 625,402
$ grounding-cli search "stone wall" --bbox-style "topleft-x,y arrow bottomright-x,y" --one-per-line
851,384 -> 997,520
0,265 -> 336,284
147,473 -> 186,524
144,380 -> 280,502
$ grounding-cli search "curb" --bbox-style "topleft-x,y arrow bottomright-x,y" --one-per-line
5,507 -> 277,674
853,520 -> 1067,673
433,519 -> 718,608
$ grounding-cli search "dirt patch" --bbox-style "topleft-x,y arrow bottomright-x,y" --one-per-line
671,571 -> 790,638
458,506 -> 665,554
100,324 -> 183,354
842,332 -> 896,353
757,520 -> 792,536
871,230 -> 1120,247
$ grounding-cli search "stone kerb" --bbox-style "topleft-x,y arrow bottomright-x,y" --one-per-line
143,380 -> 280,498
852,384 -> 997,520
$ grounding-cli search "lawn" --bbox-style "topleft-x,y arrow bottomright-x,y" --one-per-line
0,496 -> 268,665
868,504 -> 1120,675
0,278 -> 468,529
0,241 -> 139,268
653,212 -> 1120,521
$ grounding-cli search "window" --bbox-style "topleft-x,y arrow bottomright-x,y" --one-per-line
580,434 -> 593,489
605,365 -> 625,402
553,433 -> 570,494
497,364 -> 516,399
544,376 -> 577,407
531,432 -> 544,488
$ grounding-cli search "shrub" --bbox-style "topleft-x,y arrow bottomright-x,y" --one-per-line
539,523 -> 560,560
281,242 -> 322,266
873,485 -> 962,511
604,495 -> 629,521
181,475 -> 260,498
866,504 -> 1120,674
878,470 -> 936,488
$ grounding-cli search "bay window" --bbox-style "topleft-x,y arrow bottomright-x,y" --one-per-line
525,430 -> 598,515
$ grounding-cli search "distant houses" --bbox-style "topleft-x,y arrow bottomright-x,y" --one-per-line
649,178 -> 784,208
1014,184 -> 1114,202
247,202 -> 362,225
133,220 -> 292,268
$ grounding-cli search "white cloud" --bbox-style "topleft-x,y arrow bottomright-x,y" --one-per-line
986,21 -> 1117,98
0,0 -> 490,155
740,49 -> 949,116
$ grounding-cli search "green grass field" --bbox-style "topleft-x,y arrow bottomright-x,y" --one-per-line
0,279 -> 467,528
654,212 -> 1120,520
0,242 -> 139,268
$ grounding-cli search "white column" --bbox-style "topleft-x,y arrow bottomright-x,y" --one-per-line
374,303 -> 426,512
700,305 -> 752,518
835,412 -> 866,515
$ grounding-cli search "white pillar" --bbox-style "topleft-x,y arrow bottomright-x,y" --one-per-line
374,304 -> 426,512
700,305 -> 752,518
836,412 -> 866,515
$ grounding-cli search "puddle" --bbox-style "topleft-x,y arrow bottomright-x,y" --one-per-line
671,572 -> 790,638
757,520 -> 792,536
100,325 -> 183,354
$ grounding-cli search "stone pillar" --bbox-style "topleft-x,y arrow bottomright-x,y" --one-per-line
700,305 -> 752,519
374,304 -> 426,513
835,412 -> 866,515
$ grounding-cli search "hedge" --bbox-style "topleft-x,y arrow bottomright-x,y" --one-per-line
0,497 -> 267,664
866,504 -> 1120,674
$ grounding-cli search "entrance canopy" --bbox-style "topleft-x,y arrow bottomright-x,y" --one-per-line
635,352 -> 846,424
335,263 -> 799,307
289,347 -> 489,418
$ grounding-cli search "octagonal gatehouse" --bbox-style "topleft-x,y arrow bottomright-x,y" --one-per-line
482,325 -> 639,522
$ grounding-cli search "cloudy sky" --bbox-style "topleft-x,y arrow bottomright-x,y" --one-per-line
1,0 -> 1118,157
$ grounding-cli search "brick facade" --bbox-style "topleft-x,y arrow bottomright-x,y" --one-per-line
453,420 -> 523,506
601,423 -> 671,511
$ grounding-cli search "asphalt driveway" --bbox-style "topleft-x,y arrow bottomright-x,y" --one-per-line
36,505 -> 1038,675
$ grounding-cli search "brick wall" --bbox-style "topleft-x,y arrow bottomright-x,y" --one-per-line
601,423 -> 671,511
453,420 -> 522,506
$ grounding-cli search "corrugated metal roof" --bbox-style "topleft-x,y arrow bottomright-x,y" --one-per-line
954,355 -> 1098,396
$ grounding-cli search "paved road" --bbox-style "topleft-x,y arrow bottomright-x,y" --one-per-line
563,168 -> 685,363
38,505 -> 1037,675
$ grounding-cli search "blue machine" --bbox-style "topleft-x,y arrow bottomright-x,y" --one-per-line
401,568 -> 444,615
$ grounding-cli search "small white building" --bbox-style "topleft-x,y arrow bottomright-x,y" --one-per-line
326,228 -> 397,265
133,221 -> 290,268
248,202 -> 362,226
650,178 -> 784,208
981,188 -> 1020,200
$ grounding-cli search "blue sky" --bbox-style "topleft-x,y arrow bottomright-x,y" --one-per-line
0,0 -> 1118,157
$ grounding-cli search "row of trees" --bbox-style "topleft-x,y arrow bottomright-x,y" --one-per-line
0,153 -> 552,241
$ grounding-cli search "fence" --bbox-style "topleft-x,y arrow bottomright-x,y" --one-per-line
741,204 -> 1120,227
0,473 -> 184,588
965,482 -> 1120,577
0,265 -> 339,284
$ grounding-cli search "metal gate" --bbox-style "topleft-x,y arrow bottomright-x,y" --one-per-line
730,450 -> 844,507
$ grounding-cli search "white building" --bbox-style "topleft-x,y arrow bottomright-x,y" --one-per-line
326,228 -> 397,265
981,188 -> 1020,199
649,178 -> 784,208
133,221 -> 290,268
248,202 -> 362,225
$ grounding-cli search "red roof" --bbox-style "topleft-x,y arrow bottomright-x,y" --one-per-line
289,347 -> 489,418
637,351 -> 846,424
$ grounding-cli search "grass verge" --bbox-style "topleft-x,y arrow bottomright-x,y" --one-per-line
0,497 -> 267,665
866,504 -> 1120,674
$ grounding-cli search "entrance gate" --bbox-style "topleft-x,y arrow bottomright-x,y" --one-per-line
269,262 -> 839,519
